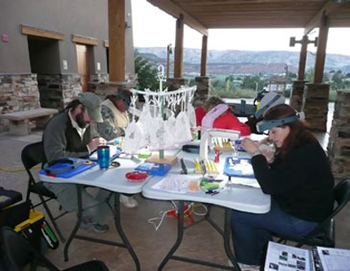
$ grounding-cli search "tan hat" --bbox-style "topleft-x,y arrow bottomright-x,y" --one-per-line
78,92 -> 103,123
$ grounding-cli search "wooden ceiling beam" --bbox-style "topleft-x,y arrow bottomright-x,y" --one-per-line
304,0 -> 341,34
147,0 -> 208,36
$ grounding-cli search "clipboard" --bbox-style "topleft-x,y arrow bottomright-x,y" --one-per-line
39,161 -> 97,178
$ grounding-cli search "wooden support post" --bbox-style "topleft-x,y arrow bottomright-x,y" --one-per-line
298,36 -> 308,81
314,14 -> 329,84
201,35 -> 208,77
174,14 -> 184,78
108,0 -> 125,82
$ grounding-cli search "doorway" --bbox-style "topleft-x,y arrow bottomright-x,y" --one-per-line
76,44 -> 90,92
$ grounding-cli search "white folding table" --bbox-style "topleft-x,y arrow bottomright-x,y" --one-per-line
39,155 -> 151,271
142,150 -> 271,270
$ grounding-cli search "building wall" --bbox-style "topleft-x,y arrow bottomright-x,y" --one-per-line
0,0 -> 134,132
0,0 -> 110,74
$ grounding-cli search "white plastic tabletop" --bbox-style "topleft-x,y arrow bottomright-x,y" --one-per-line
39,148 -> 181,194
40,155 -> 147,194
142,150 -> 271,214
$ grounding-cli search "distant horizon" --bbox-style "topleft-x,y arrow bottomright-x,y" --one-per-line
135,46 -> 350,57
132,0 -> 350,56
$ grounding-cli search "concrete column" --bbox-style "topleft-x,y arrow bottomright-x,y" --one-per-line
193,76 -> 210,107
290,80 -> 306,111
302,83 -> 329,132
328,90 -> 350,181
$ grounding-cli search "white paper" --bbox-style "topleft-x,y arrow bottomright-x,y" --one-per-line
264,241 -> 313,271
228,177 -> 260,188
152,174 -> 192,194
316,246 -> 350,271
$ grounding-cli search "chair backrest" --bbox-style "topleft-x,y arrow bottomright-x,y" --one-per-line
21,141 -> 47,171
310,178 -> 350,234
332,178 -> 350,217
1,226 -> 58,271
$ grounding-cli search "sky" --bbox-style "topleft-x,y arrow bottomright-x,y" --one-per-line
131,0 -> 350,56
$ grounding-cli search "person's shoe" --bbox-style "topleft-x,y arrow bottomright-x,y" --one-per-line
80,220 -> 109,233
120,195 -> 138,208
228,260 -> 260,271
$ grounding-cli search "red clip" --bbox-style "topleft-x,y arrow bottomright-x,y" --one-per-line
46,172 -> 57,177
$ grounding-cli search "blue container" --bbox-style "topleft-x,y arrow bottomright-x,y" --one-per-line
97,146 -> 110,170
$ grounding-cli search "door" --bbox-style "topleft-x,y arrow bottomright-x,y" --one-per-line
76,44 -> 90,92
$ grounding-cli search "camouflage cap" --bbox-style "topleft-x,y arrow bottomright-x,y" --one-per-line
78,92 -> 103,123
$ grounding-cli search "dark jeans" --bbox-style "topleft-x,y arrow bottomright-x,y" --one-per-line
231,200 -> 318,265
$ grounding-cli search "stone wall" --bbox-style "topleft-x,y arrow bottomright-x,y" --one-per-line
328,90 -> 350,181
193,76 -> 210,107
290,80 -> 306,111
302,83 -> 329,132
38,74 -> 82,110
0,74 -> 40,132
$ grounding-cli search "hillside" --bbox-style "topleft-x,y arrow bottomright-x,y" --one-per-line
136,47 -> 350,76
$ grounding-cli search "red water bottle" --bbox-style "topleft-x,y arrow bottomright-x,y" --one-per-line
214,149 -> 220,163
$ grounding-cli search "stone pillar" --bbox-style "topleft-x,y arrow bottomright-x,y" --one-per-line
193,76 -> 210,107
92,81 -> 136,100
166,78 -> 188,92
302,83 -> 329,132
37,74 -> 81,111
290,80 -> 306,111
328,90 -> 350,181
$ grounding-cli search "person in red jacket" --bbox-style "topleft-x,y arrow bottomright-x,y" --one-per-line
196,96 -> 251,136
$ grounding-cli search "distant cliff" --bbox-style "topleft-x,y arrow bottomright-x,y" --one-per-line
136,47 -> 350,75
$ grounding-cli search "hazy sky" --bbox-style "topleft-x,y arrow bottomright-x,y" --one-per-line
131,0 -> 350,56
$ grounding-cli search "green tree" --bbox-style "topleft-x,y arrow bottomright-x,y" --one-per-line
134,50 -> 159,91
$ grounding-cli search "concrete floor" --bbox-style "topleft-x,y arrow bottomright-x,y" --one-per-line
1,128 -> 350,271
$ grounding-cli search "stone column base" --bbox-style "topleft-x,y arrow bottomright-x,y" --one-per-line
290,80 -> 306,111
328,90 -> 350,181
194,76 -> 210,107
302,83 -> 329,132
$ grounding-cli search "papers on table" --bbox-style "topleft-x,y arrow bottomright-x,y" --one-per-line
264,241 -> 350,271
152,174 -> 200,194
228,177 -> 260,188
264,242 -> 313,271
316,246 -> 350,271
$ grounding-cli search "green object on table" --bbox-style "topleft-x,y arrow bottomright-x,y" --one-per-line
200,181 -> 220,190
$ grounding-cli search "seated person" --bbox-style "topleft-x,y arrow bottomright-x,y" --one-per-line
97,90 -> 138,209
230,104 -> 334,270
198,96 -> 251,136
43,93 -> 111,233
97,90 -> 132,140
245,92 -> 285,134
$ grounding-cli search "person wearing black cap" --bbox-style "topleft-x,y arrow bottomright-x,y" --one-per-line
229,104 -> 334,270
43,92 -> 111,234
97,90 -> 138,208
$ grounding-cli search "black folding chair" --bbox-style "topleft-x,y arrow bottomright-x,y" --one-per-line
274,178 -> 350,248
1,226 -> 109,271
21,141 -> 67,243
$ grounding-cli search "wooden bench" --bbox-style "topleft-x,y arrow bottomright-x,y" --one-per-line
1,108 -> 58,135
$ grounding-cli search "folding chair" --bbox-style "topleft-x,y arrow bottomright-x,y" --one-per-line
1,226 -> 109,271
21,141 -> 67,243
274,178 -> 350,248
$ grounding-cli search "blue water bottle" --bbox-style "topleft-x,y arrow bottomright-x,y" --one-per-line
97,146 -> 110,170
